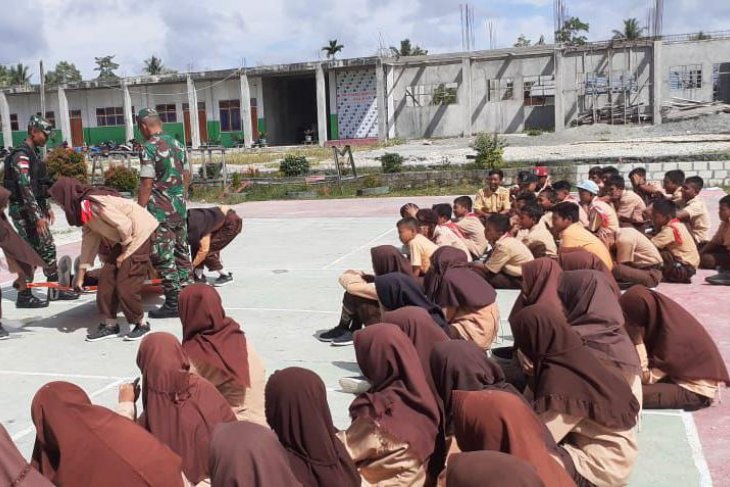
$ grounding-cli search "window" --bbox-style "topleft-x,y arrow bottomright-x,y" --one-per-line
487,78 -> 514,102
36,111 -> 56,128
669,64 -> 702,90
69,110 -> 82,119
712,63 -> 730,103
96,106 -> 124,126
523,75 -> 555,106
155,103 -> 177,123
10,114 -> 19,131
182,102 -> 206,111
404,83 -> 459,107
219,100 -> 241,132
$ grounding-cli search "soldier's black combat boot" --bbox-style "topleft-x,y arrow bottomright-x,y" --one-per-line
16,289 -> 49,308
149,291 -> 179,319
46,273 -> 80,301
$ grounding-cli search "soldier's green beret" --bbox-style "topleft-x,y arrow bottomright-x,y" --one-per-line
136,107 -> 159,122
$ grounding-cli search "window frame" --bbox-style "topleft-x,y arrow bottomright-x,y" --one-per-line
219,99 -> 241,132
95,106 -> 125,127
155,103 -> 178,123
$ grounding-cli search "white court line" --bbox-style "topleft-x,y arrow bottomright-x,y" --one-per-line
321,227 -> 396,270
641,409 -> 684,417
681,411 -> 713,487
226,307 -> 339,314
0,370 -> 126,381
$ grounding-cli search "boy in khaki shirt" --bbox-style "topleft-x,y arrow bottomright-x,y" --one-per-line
397,217 -> 438,276
472,214 -> 534,289
650,199 -> 699,284
551,202 -> 615,270
612,227 -> 663,288
701,195 -> 730,285
677,176 -> 711,245
606,175 -> 647,230
516,204 -> 557,258
474,170 -> 511,216
452,196 -> 489,258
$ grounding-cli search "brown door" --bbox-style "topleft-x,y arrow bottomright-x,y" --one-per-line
183,110 -> 192,145
70,110 -> 84,147
251,106 -> 259,140
198,109 -> 208,143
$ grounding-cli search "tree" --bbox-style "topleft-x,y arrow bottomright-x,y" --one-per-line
390,39 -> 428,57
143,55 -> 176,75
94,55 -> 119,80
612,18 -> 645,40
0,65 -> 9,87
555,17 -> 589,45
8,64 -> 31,86
45,61 -> 82,85
322,39 -> 344,59
690,31 -> 712,41
514,34 -> 531,47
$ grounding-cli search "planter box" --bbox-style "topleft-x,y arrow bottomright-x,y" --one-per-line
286,191 -> 318,200
357,186 -> 390,196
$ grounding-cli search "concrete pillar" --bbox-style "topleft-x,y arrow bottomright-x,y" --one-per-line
376,59 -> 387,141
56,86 -> 72,144
652,40 -> 663,125
386,65 -> 396,139
461,57 -> 473,137
239,73 -> 253,147
315,63 -> 328,146
553,50 -> 565,132
0,91 -> 13,147
122,81 -> 134,143
328,70 -> 338,140
187,76 -> 201,148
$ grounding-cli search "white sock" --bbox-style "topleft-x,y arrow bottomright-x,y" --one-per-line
194,268 -> 204,278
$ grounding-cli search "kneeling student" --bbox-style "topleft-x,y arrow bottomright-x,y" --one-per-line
650,199 -> 699,284
187,206 -> 243,287
49,177 -> 158,342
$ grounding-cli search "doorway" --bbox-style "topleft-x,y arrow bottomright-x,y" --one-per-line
183,102 -> 208,145
262,75 -> 317,145
69,110 -> 84,147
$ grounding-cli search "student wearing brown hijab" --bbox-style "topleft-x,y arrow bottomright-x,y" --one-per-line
265,367 -> 360,487
319,245 -> 417,346
179,284 -> 267,425
558,270 -> 643,407
511,305 -> 640,487
48,176 -> 158,342
209,421 -> 303,487
117,333 -> 236,485
509,258 -> 562,319
446,451 -> 545,487
424,246 -> 500,349
0,424 -> 52,486
337,324 -> 441,486
31,381 -> 187,487
558,248 -> 620,297
452,390 -> 576,487
187,206 -> 243,287
620,286 -> 730,410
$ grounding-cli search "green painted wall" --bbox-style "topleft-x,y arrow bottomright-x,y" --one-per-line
329,114 -> 339,140
257,118 -> 266,136
12,131 -> 26,147
84,126 -> 126,145
205,120 -> 244,147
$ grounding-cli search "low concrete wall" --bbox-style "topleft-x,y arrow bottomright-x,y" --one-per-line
575,160 -> 730,187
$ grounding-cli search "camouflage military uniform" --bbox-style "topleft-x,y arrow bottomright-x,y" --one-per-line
140,130 -> 193,294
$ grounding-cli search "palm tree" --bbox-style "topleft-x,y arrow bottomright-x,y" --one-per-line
94,55 -> 120,81
322,40 -> 344,59
690,31 -> 711,41
612,18 -> 645,40
144,56 -> 165,75
8,64 -> 31,86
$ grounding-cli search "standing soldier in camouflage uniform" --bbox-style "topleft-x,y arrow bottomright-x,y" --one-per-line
137,108 -> 193,318
3,115 -> 78,306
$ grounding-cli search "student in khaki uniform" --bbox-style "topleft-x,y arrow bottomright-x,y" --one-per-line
473,214 -> 533,289
516,204 -> 557,258
650,199 -> 699,284
677,176 -> 711,245
474,170 -> 511,216
701,195 -> 730,285
552,180 -> 590,227
397,217 -> 439,276
576,180 -> 620,243
416,209 -> 471,261
452,196 -> 489,258
551,202 -> 615,270
612,227 -> 663,288
662,170 -> 686,207
605,175 -> 647,230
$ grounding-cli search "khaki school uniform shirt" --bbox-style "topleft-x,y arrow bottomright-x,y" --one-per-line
338,270 -> 378,301
615,227 -> 662,267
615,191 -> 646,225
589,199 -> 620,233
475,187 -> 511,214
455,216 -> 489,257
560,223 -> 614,270
651,222 -> 700,268
407,234 -> 439,273
445,302 -> 500,350
563,195 -> 590,227
434,226 -> 471,260
683,196 -> 711,243
485,235 -> 534,277
518,222 -> 558,258
710,221 -> 730,251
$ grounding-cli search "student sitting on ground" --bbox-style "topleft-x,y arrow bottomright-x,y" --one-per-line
576,180 -> 620,244
474,169 -> 511,217
628,167 -> 663,206
701,194 -> 730,285
588,166 -> 604,190
398,216 -> 439,276
473,214 -> 534,289
446,452 -> 545,487
0,424 -> 52,486
516,204 -> 558,258
452,196 -> 489,258
662,169 -> 686,206
375,273 -> 449,330
534,165 -> 551,192
558,248 -> 621,297
187,206 -> 242,287
537,187 -> 557,230
400,202 -> 420,218
612,226 -> 664,288
509,258 -> 562,319
650,199 -> 699,283
605,175 -> 647,230
620,286 -> 730,411
677,176 -> 711,245
552,180 -> 590,227
551,202 -> 614,270
417,208 -> 470,260
599,166 -> 619,189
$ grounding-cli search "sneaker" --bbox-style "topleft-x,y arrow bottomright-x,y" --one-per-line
124,323 -> 151,341
86,324 -> 121,342
0,324 -> 8,340
317,326 -> 348,342
339,377 -> 372,394
16,290 -> 49,308
193,272 -> 207,283
331,331 -> 354,347
58,256 -> 72,288
212,273 -> 233,287
706,272 -> 730,286
56,289 -> 80,301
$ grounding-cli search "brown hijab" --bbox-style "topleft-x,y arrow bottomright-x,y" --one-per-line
620,286 -> 730,384
179,283 -> 250,388
265,367 -> 360,487
0,424 -> 51,487
511,304 -> 639,430
558,270 -> 641,376
0,187 -> 45,278
371,245 -> 413,277
187,208 -> 226,259
209,421 -> 303,487
559,248 -> 620,297
47,176 -> 119,227
446,451 -> 545,487
350,324 -> 440,463
30,381 -> 184,487
452,390 -> 576,487
424,246 -> 496,308
136,333 -> 236,484
509,258 -> 562,319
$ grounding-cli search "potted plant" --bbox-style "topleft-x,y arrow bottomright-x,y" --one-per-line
304,128 -> 315,144
258,131 -> 268,147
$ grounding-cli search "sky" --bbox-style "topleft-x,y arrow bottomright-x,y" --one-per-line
0,0 -> 727,82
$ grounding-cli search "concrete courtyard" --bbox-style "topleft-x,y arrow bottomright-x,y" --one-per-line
0,191 -> 728,486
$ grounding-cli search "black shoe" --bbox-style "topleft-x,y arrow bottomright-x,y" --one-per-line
0,324 -> 8,340
706,272 -> 730,286
58,256 -> 72,288
86,324 -> 121,342
212,273 -> 233,287
193,272 -> 207,283
318,326 -> 349,342
331,331 -> 354,347
124,323 -> 151,341
56,289 -> 80,300
16,290 -> 49,308
149,291 -> 179,319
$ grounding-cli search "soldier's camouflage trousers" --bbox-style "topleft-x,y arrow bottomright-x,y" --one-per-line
151,220 -> 193,294
9,211 -> 57,280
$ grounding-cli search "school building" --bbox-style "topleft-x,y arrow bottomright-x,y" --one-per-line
1,33 -> 729,149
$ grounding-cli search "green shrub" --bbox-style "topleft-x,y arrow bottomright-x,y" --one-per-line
379,152 -> 404,173
362,174 -> 382,188
279,154 -> 310,177
104,165 -> 139,194
46,147 -> 88,183
198,163 -> 223,179
231,171 -> 243,189
525,128 -> 543,136
470,133 -> 506,170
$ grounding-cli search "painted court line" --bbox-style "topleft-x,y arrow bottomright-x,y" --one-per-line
0,370 -> 126,381
321,227 -> 396,270
227,306 -> 339,314
681,411 -> 713,487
